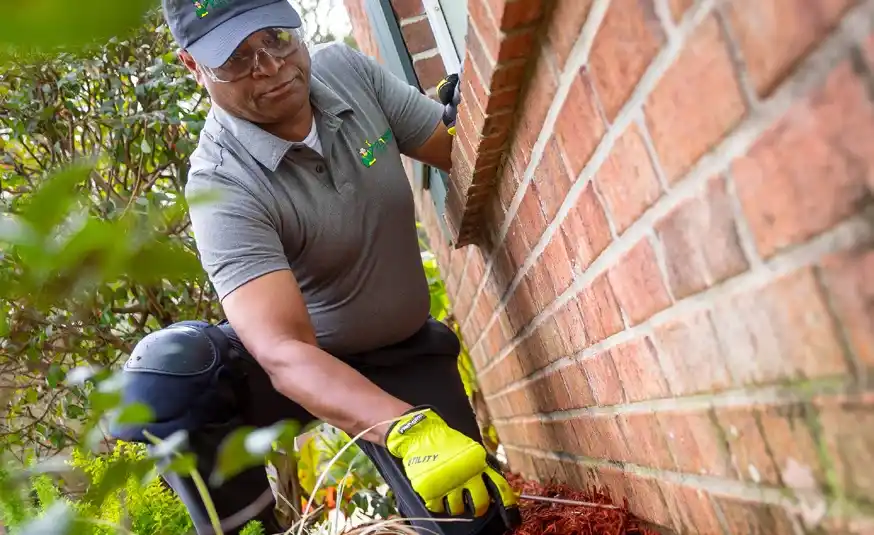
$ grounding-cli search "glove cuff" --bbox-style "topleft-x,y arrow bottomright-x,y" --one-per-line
384,405 -> 443,457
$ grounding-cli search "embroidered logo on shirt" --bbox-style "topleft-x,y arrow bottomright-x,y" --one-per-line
193,0 -> 230,18
358,128 -> 393,168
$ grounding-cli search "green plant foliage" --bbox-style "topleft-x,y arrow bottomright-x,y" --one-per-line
0,442 -> 193,535
0,9 -> 219,460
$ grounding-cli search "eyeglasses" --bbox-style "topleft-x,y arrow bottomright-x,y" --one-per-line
202,27 -> 303,83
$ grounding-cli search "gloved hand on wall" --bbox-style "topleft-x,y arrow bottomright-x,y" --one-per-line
437,73 -> 461,136
385,406 -> 522,529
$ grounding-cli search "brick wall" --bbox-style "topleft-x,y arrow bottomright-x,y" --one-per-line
345,0 -> 874,533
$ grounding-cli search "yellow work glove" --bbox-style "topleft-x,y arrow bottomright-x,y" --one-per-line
385,406 -> 520,523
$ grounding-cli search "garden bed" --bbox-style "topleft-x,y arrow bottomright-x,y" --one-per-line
506,473 -> 657,535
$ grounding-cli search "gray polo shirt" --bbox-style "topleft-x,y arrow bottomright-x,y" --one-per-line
185,42 -> 445,355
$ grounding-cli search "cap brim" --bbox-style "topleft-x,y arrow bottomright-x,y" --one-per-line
187,2 -> 302,69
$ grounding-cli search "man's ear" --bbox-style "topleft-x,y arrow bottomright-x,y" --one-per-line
177,49 -> 205,85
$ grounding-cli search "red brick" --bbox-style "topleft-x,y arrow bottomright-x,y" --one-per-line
507,448 -> 537,478
530,369 -> 572,412
659,482 -> 724,534
491,61 -> 527,90
448,249 -> 467,284
517,185 -> 548,247
725,0 -> 856,96
525,262 -> 554,315
572,413 -> 629,460
541,233 -> 574,296
656,174 -> 749,299
607,238 -> 672,325
486,87 -> 519,114
453,276 -> 477,324
555,69 -> 607,177
578,273 -> 624,345
506,280 -> 537,331
816,393 -> 874,501
732,61 -> 874,258
668,0 -> 693,21
758,402 -> 827,491
552,296 -> 588,354
548,419 -> 584,456
497,166 -> 521,213
596,122 -> 663,234
560,182 -> 612,271
390,0 -> 424,19
558,360 -> 596,408
497,29 -> 538,62
533,137 -> 572,221
589,465 -> 628,503
468,0 -> 501,60
611,337 -> 670,402
645,15 -> 747,182
714,407 -> 782,485
658,408 -> 735,477
653,310 -> 733,396
503,219 -> 530,281
499,0 -> 544,30
523,316 -> 565,366
466,20 -> 496,81
514,52 -> 559,168
482,318 -> 506,361
400,18 -> 437,54
617,413 -> 676,470
624,473 -> 674,528
546,0 -> 594,69
531,456 -> 570,483
711,267 -> 848,386
590,0 -> 665,121
581,349 -> 626,406
713,496 -> 800,535
820,248 -> 874,366
413,54 -> 447,91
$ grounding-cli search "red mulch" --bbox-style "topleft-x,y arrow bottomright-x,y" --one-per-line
506,473 -> 658,535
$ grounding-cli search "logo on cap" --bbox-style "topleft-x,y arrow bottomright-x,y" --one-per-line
192,0 -> 230,18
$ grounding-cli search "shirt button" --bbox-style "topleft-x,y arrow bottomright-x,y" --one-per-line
316,164 -> 325,173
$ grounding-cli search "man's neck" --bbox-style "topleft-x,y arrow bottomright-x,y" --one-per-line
262,101 -> 315,142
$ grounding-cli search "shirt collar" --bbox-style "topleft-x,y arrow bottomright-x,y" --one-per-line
211,76 -> 353,171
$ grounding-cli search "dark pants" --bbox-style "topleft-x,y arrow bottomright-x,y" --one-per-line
123,318 -> 507,535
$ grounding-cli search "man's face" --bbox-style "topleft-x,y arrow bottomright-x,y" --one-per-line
180,28 -> 312,125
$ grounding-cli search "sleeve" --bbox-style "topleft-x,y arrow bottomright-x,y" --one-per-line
341,44 -> 445,153
185,174 -> 291,302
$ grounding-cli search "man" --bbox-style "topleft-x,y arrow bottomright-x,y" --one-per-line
111,1 -> 520,534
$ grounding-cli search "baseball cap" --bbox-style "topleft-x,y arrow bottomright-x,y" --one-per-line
162,0 -> 303,69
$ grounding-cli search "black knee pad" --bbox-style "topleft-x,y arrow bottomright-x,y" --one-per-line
110,320 -> 248,443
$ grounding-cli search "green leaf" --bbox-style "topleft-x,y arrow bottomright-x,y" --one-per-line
0,0 -> 157,51
140,138 -> 152,153
89,390 -> 122,414
18,501 -> 75,535
113,402 -> 155,425
82,456 -> 153,507
212,421 -> 300,486
17,161 -> 90,236
165,452 -> 197,476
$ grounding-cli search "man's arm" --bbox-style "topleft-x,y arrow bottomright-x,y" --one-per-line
404,122 -> 453,173
187,177 -> 410,444
221,270 -> 412,444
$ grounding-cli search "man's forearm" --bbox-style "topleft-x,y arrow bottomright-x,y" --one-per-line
260,339 -> 413,444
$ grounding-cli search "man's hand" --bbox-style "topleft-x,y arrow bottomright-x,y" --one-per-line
437,73 -> 461,136
386,406 -> 520,526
